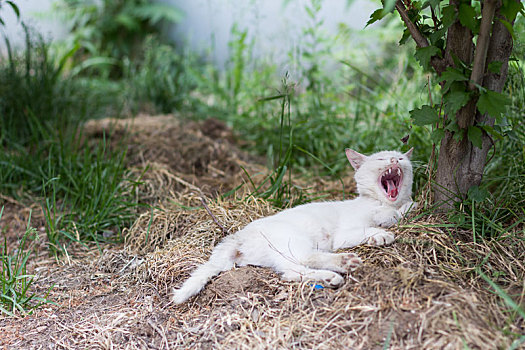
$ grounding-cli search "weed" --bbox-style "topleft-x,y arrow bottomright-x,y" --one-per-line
0,208 -> 54,316
129,36 -> 197,113
477,268 -> 525,347
187,7 -> 431,190
0,27 -> 141,255
0,25 -> 76,146
52,0 -> 184,78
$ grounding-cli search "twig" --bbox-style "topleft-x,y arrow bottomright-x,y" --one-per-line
469,0 -> 498,90
147,319 -> 170,350
395,0 -> 429,48
430,6 -> 439,31
484,132 -> 496,167
395,0 -> 447,75
200,197 -> 229,235
0,193 -> 23,206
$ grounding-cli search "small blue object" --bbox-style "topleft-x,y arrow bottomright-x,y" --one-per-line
307,283 -> 325,290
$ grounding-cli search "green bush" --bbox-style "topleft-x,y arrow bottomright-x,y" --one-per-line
129,37 -> 197,113
0,26 -> 77,145
52,0 -> 184,77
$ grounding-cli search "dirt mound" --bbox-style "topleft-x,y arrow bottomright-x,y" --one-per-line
83,114 -> 355,205
83,114 -> 266,202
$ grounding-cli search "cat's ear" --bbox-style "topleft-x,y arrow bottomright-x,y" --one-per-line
403,147 -> 414,159
345,149 -> 367,170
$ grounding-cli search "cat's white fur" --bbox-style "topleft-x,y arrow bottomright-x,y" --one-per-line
172,148 -> 415,304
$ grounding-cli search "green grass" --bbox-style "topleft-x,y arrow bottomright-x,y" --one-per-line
0,27 -> 142,257
0,124 -> 140,255
1,208 -> 54,316
184,12 -> 435,182
127,36 -> 197,114
0,25 -> 76,146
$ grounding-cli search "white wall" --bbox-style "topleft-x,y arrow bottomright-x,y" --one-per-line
0,0 -> 66,48
166,0 -> 376,68
1,0 -> 376,68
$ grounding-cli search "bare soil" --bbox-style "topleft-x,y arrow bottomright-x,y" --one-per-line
1,114 -> 523,350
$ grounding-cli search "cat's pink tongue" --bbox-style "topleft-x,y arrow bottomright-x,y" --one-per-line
386,179 -> 398,198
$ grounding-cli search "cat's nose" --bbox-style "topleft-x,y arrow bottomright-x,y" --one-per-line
390,157 -> 398,164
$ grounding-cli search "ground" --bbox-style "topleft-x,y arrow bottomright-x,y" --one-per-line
1,115 -> 524,349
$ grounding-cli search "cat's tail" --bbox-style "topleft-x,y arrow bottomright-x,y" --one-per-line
172,236 -> 238,304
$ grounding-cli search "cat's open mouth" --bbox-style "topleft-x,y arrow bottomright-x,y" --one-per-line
379,165 -> 403,201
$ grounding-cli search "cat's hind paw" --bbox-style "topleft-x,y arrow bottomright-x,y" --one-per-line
282,269 -> 345,288
366,228 -> 395,246
322,272 -> 345,288
340,253 -> 362,271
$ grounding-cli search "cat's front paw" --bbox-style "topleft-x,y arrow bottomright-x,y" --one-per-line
399,201 -> 418,216
373,209 -> 400,228
366,228 -> 395,246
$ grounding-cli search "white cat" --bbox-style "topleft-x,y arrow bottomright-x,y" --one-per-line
172,148 -> 415,304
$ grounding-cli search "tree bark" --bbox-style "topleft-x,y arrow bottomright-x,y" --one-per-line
434,1 -> 475,207
394,0 -> 516,210
469,8 -> 515,188
434,2 -> 515,208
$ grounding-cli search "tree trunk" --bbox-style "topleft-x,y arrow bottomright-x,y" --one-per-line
433,4 -> 514,208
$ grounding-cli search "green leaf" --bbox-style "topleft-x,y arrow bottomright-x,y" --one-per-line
115,14 -> 140,31
449,212 -> 466,225
501,0 -> 524,22
381,0 -> 396,15
410,105 -> 440,126
450,52 -> 469,70
438,67 -> 469,92
480,125 -> 504,140
6,1 -> 20,19
468,185 -> 489,202
431,128 -> 445,144
467,126 -> 483,149
414,46 -> 440,71
429,27 -> 447,46
423,0 -> 441,9
399,28 -> 411,45
477,90 -> 511,118
133,4 -> 185,25
441,5 -> 457,28
458,4 -> 480,34
366,9 -> 386,27
444,90 -> 471,115
445,118 -> 463,140
487,61 -> 503,74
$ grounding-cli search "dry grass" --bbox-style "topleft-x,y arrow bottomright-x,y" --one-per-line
83,114 -> 265,203
125,193 -> 524,349
1,115 -> 524,349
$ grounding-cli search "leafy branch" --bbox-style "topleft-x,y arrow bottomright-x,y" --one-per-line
368,0 -> 523,208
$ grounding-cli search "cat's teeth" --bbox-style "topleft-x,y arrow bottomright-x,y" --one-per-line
388,168 -> 391,174
397,169 -> 401,176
